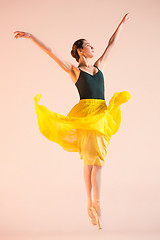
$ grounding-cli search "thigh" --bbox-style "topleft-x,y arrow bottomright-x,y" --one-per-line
79,130 -> 109,166
84,163 -> 93,171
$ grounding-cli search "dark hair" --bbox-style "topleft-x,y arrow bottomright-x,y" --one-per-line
71,39 -> 86,62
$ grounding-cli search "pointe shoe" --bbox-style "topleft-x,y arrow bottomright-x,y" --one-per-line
88,206 -> 97,226
90,205 -> 102,229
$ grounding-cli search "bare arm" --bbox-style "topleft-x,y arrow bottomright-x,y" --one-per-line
94,13 -> 130,69
14,31 -> 73,73
31,35 -> 75,73
30,35 -> 51,53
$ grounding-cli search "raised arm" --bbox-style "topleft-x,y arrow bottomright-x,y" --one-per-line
94,13 -> 130,69
13,31 -> 73,73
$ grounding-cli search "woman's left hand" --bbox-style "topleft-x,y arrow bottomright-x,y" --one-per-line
108,13 -> 130,46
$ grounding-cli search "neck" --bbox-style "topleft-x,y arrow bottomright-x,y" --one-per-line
78,56 -> 91,68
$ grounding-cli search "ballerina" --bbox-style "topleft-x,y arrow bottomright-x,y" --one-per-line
14,13 -> 130,229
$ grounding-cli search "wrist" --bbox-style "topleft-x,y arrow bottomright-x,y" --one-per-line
29,34 -> 34,39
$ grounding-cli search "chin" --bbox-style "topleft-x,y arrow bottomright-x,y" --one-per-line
87,53 -> 94,59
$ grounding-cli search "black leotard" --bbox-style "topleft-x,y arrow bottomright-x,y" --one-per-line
75,65 -> 105,100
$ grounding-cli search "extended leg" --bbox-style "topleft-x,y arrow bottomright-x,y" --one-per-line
83,163 -> 93,206
91,164 -> 102,216
83,163 -> 97,226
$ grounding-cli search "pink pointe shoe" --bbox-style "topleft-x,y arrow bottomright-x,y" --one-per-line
88,206 -> 97,226
90,200 -> 102,230
90,206 -> 102,229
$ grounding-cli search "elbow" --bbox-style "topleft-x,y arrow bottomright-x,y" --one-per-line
108,37 -> 116,46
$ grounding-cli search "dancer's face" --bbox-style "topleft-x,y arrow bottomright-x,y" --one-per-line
81,40 -> 94,58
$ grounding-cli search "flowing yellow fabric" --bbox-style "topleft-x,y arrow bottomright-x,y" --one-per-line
34,91 -> 131,166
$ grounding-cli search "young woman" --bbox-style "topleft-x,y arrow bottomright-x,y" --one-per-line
14,13 -> 131,229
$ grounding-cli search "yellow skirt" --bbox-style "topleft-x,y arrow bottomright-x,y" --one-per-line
34,91 -> 131,166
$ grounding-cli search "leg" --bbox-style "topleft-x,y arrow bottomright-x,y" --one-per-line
91,164 -> 102,216
83,163 -> 93,207
83,163 -> 97,226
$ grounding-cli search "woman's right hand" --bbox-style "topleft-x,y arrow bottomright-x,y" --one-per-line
13,31 -> 32,39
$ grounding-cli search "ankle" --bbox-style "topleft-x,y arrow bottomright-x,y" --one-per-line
93,199 -> 100,205
88,198 -> 93,207
93,199 -> 101,217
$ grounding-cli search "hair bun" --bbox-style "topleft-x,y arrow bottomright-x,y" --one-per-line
71,49 -> 75,58
71,39 -> 86,62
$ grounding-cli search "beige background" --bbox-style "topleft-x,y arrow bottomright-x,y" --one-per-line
0,0 -> 160,239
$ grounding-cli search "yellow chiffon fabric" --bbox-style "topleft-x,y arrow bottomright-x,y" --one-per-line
34,91 -> 131,166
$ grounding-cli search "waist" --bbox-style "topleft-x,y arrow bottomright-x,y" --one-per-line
79,98 -> 106,104
75,79 -> 105,101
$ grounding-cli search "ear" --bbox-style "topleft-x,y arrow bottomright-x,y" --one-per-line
77,48 -> 82,54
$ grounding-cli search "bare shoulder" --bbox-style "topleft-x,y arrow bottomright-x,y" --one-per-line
68,65 -> 80,84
